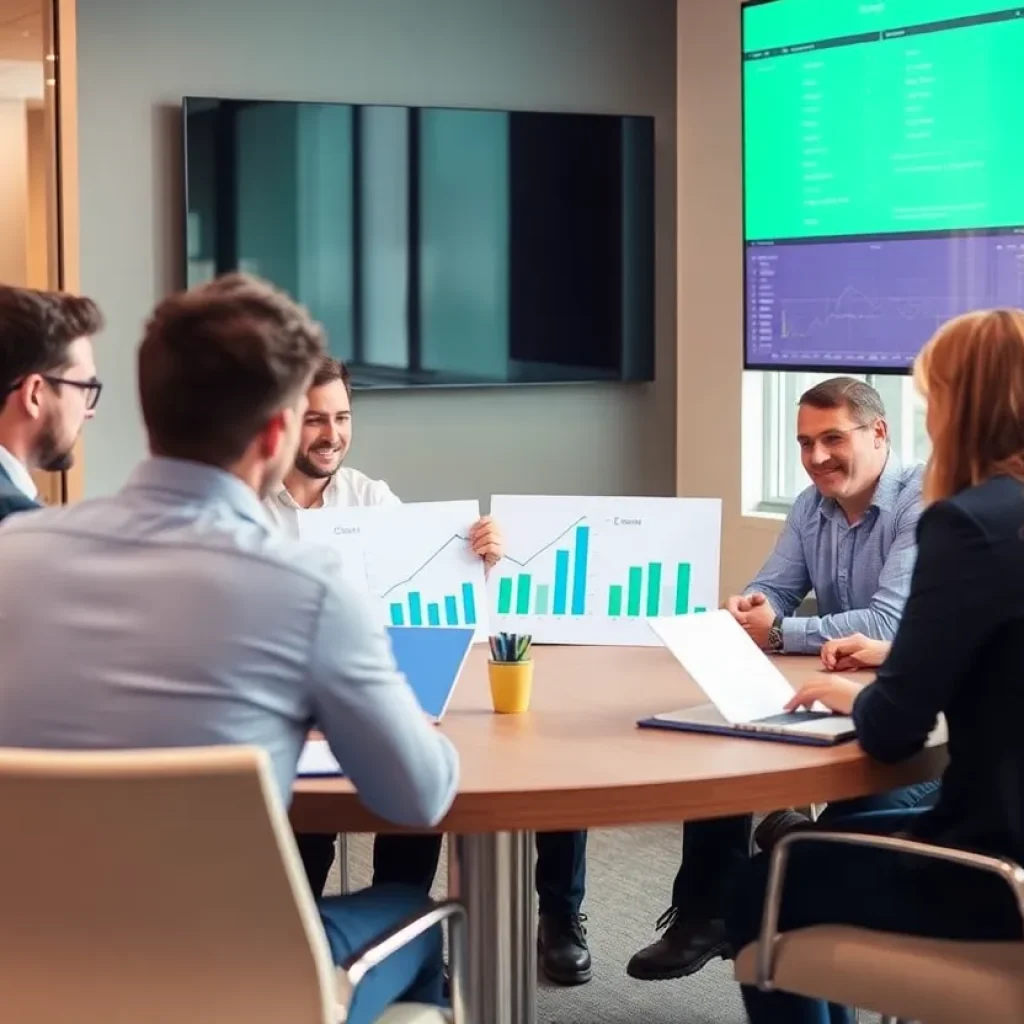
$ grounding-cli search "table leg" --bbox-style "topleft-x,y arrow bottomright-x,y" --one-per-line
452,831 -> 537,1024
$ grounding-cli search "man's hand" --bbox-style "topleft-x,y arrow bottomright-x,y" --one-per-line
725,591 -> 776,649
469,516 -> 503,571
785,675 -> 864,715
724,591 -> 769,616
821,634 -> 891,672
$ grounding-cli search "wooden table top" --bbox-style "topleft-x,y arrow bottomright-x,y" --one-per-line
290,645 -> 947,834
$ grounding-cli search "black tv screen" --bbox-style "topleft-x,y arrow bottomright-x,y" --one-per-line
183,98 -> 656,389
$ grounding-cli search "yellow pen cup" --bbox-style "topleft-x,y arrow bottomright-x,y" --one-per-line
487,659 -> 534,714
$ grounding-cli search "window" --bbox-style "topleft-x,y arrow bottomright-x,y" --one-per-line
744,371 -> 929,514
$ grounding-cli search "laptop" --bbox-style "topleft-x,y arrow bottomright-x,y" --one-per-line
637,611 -> 857,746
298,625 -> 476,776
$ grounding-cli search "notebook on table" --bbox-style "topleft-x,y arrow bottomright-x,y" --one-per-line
637,611 -> 857,747
297,625 -> 476,776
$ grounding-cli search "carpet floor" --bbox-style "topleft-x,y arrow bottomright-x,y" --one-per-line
326,823 -> 876,1024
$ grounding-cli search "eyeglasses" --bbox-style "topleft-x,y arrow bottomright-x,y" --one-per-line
4,375 -> 103,412
41,375 -> 103,411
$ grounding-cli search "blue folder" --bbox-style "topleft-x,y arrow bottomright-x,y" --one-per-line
297,626 -> 475,777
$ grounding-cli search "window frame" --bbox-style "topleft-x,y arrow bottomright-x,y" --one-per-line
750,371 -> 925,515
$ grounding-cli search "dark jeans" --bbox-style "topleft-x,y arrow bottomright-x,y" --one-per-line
725,807 -> 1023,1024
672,780 -> 941,920
319,883 -> 444,1024
298,830 -> 588,916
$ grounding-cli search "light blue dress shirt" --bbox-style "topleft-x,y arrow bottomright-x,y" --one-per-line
748,456 -> 924,654
0,458 -> 459,825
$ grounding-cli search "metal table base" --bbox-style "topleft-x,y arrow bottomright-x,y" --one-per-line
453,831 -> 537,1024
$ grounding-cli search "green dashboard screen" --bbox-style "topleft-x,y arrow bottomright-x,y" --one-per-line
743,1 -> 1024,242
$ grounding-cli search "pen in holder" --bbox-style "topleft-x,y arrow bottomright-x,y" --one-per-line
487,632 -> 534,714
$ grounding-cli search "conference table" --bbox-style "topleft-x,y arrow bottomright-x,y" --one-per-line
290,644 -> 947,1024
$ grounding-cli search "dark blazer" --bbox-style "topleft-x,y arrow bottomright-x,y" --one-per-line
852,474 -> 1024,862
0,461 -> 41,524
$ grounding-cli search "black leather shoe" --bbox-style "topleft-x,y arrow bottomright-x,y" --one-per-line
538,913 -> 592,985
626,908 -> 730,981
754,808 -> 815,852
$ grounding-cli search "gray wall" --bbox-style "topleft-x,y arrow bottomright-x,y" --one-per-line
76,0 -> 677,502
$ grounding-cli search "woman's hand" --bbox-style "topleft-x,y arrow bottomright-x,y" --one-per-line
785,675 -> 865,715
820,633 -> 891,672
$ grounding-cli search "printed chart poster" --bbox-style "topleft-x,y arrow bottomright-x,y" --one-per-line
489,495 -> 722,647
298,500 -> 489,642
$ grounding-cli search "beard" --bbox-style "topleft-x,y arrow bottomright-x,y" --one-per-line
294,445 -> 343,480
34,417 -> 76,473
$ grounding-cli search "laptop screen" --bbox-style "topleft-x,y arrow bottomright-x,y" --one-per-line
387,626 -> 475,720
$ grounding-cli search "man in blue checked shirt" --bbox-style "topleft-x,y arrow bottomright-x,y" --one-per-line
731,376 -> 921,655
627,377 -> 939,986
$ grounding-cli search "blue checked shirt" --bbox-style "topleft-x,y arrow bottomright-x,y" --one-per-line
748,456 -> 924,654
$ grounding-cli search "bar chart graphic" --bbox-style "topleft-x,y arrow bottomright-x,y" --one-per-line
297,500 -> 489,641
489,495 -> 721,646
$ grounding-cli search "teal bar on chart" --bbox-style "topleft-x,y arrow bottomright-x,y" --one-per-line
695,606 -> 707,613
390,603 -> 404,626
516,574 -> 532,615
675,563 -> 691,615
444,595 -> 459,625
608,584 -> 623,617
571,526 -> 589,615
408,592 -> 423,627
627,567 -> 643,616
646,562 -> 663,617
462,582 -> 477,625
553,549 -> 570,615
427,603 -> 441,626
497,578 -> 513,615
535,583 -> 550,615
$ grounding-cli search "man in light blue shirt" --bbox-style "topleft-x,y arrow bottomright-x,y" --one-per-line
628,377 -> 936,987
0,275 -> 455,1024
728,377 -> 922,656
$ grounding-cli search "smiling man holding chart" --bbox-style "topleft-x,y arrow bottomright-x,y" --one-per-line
269,357 -> 595,987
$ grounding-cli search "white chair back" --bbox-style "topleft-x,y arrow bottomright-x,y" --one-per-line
0,745 -> 341,1023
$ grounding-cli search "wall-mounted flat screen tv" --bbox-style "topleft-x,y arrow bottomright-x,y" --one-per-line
742,0 -> 1024,373
183,98 -> 655,389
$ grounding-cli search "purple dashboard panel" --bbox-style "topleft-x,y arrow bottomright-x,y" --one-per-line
745,233 -> 1024,370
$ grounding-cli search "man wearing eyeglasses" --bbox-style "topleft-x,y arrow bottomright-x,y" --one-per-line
0,285 -> 103,519
627,377 -> 937,985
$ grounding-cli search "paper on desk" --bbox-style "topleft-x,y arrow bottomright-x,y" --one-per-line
297,739 -> 344,777
649,610 -> 801,724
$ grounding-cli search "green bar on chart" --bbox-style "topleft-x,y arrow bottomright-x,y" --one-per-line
427,603 -> 441,626
497,577 -> 513,615
608,584 -> 623,616
627,566 -> 643,616
408,592 -> 423,627
646,562 -> 663,616
675,563 -> 691,615
694,606 -> 707,613
534,583 -> 550,615
444,595 -> 459,626
389,603 -> 404,626
516,574 -> 532,615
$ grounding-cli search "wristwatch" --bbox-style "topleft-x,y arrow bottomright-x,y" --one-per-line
767,616 -> 784,653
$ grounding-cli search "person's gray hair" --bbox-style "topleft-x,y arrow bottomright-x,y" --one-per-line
798,376 -> 886,425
